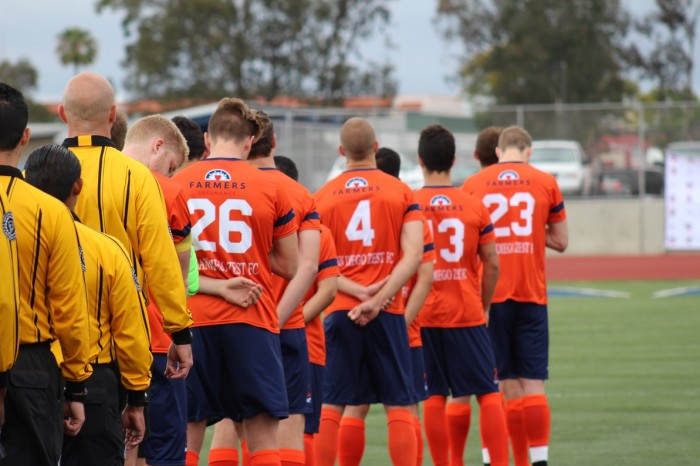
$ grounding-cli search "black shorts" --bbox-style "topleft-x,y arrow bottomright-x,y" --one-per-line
1,343 -> 63,466
62,363 -> 124,466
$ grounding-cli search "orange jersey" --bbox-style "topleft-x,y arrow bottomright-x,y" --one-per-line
304,225 -> 340,366
462,162 -> 566,304
416,186 -> 495,327
172,158 -> 296,333
315,168 -> 423,315
260,168 -> 321,330
149,172 -> 192,353
405,219 -> 436,347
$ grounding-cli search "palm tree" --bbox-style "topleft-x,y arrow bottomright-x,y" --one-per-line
56,28 -> 98,75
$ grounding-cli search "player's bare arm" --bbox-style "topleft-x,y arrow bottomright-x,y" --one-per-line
546,219 -> 569,252
198,276 -> 264,308
404,260 -> 434,326
303,276 -> 338,323
349,219 -> 423,325
477,241 -> 499,322
277,229 -> 320,326
269,232 -> 299,281
338,275 -> 389,302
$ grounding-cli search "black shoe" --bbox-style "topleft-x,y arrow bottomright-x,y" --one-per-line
532,461 -> 548,466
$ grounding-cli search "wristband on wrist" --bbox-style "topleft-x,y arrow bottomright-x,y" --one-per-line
64,386 -> 88,403
127,389 -> 149,406
171,328 -> 193,345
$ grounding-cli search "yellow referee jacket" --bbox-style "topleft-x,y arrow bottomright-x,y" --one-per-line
0,167 -> 91,383
75,221 -> 152,393
64,136 -> 193,334
0,185 -> 19,386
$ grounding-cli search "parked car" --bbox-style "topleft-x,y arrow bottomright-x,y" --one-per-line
325,153 -> 424,190
596,166 -> 664,196
530,140 -> 594,196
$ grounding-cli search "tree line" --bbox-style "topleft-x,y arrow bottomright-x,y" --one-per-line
1,0 -> 699,119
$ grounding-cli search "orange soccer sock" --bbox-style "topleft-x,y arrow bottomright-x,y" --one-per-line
522,394 -> 550,464
423,395 -> 449,466
240,441 -> 251,466
387,408 -> 418,466
446,402 -> 471,466
338,416 -> 365,466
209,447 -> 239,466
506,398 -> 531,466
279,448 -> 305,466
413,416 -> 424,466
249,449 -> 281,466
304,433 -> 316,466
186,450 -> 200,466
314,407 -> 342,466
477,393 -> 509,466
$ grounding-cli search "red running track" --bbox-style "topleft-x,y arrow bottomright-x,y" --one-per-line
546,254 -> 700,281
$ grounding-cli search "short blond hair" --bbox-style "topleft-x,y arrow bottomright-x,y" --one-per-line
498,126 -> 532,152
125,114 -> 189,161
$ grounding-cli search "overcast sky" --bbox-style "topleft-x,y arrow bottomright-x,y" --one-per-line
0,0 -> 675,102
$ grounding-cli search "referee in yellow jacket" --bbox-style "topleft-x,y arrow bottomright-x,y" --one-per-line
0,82 -> 92,465
59,72 -> 194,375
25,143 -> 155,465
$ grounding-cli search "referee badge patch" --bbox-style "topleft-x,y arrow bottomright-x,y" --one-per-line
2,212 -> 16,241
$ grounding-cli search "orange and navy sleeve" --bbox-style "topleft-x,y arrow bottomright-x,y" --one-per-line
478,202 -> 496,245
422,221 -> 436,263
317,227 -> 339,281
170,187 -> 192,253
403,186 -> 423,224
548,179 -> 567,223
299,193 -> 321,232
273,180 -> 297,239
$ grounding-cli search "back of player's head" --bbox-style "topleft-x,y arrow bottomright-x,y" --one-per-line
274,155 -> 299,182
499,126 -> 532,152
249,110 -> 275,160
125,114 -> 189,163
375,147 -> 401,178
172,116 -> 206,160
474,126 -> 502,167
207,97 -> 262,144
111,110 -> 128,150
418,124 -> 455,173
0,82 -> 29,151
339,117 -> 377,161
24,144 -> 81,203
61,72 -> 115,123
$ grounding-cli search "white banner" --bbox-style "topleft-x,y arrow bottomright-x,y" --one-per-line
665,150 -> 700,250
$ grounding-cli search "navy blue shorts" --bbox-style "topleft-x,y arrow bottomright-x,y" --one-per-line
280,328 -> 313,415
410,346 -> 429,402
489,300 -> 549,380
139,354 -> 187,465
187,324 -> 289,423
323,311 -> 415,406
304,363 -> 325,434
421,326 -> 500,398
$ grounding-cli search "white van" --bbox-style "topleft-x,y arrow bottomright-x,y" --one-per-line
530,140 -> 593,196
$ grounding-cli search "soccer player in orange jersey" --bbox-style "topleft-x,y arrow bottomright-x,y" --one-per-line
462,126 -> 568,466
172,98 -> 298,466
273,154 -> 340,466
314,118 -> 424,466
338,147 -> 435,466
205,112 -> 321,466
414,124 -> 508,466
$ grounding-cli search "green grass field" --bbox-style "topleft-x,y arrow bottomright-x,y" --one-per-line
200,280 -> 700,465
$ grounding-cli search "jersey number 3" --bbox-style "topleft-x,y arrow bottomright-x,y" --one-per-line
188,198 -> 253,253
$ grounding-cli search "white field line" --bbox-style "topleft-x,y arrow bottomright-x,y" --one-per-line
549,287 -> 631,298
652,286 -> 700,298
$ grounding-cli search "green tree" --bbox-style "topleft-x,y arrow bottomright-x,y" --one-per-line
96,0 -> 394,102
435,0 -> 633,104
634,0 -> 700,97
0,58 -> 57,122
56,27 -> 99,75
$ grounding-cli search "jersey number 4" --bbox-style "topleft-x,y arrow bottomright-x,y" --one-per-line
482,192 -> 535,237
345,199 -> 375,246
188,198 -> 253,253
